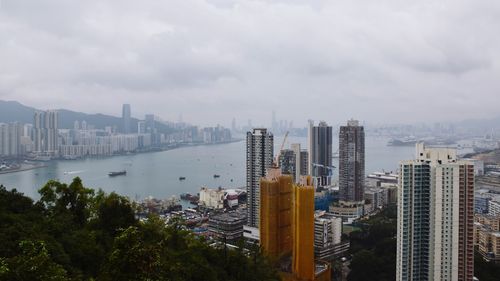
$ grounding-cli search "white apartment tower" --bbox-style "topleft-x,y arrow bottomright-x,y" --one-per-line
397,143 -> 474,281
246,128 -> 274,227
33,110 -> 59,156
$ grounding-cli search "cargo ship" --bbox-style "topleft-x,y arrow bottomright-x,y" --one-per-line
108,170 -> 126,177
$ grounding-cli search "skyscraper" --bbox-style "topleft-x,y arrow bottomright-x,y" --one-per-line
7,122 -> 22,157
122,104 -> 131,134
0,124 -> 8,156
279,149 -> 297,180
44,110 -> 58,154
396,144 -> 474,281
33,111 -> 43,152
339,119 -> 365,203
308,121 -> 333,187
272,111 -> 277,133
32,110 -> 58,156
246,128 -> 274,227
137,121 -> 146,134
291,143 -> 309,184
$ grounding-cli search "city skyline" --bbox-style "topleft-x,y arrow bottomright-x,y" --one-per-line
1,1 -> 500,126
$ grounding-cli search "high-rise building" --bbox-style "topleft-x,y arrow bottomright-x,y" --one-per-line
0,124 -> 8,156
33,111 -> 43,152
259,168 -> 293,258
272,111 -> 277,133
231,117 -> 237,133
122,104 -> 131,134
308,121 -> 333,187
279,149 -> 297,180
339,119 -> 365,203
8,123 -> 22,156
137,121 -> 146,134
145,114 -> 155,131
44,110 -> 58,154
32,110 -> 58,156
246,128 -> 274,227
292,176 -> 316,281
396,144 -> 474,281
291,143 -> 309,184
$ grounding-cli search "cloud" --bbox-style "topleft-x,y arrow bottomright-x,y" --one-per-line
0,0 -> 499,126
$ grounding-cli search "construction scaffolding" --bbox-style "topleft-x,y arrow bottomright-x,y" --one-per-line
292,176 -> 316,281
260,168 -> 293,259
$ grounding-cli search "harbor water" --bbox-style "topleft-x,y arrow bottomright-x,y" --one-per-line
0,136 -> 414,200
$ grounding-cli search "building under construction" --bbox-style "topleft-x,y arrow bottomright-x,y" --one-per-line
260,169 -> 331,281
259,168 -> 293,259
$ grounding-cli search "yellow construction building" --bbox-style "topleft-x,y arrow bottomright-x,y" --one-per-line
292,176 -> 315,280
260,168 -> 293,259
260,170 -> 331,281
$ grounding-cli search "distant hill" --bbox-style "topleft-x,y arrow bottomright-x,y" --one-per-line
0,100 -> 173,133
0,100 -> 36,124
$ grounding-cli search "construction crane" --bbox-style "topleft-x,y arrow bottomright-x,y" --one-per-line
273,131 -> 289,167
311,163 -> 336,177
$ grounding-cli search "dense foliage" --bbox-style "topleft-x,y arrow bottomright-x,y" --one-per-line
347,205 -> 397,281
0,179 -> 279,281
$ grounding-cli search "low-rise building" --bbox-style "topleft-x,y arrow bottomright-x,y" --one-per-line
475,214 -> 500,262
314,211 -> 348,261
489,200 -> 500,217
364,187 -> 388,213
329,201 -> 364,224
199,187 -> 225,210
208,211 -> 247,244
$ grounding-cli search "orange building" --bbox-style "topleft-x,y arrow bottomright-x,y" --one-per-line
260,168 -> 293,259
292,176 -> 315,280
260,171 -> 331,281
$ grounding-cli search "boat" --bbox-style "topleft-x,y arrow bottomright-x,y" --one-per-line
108,170 -> 126,177
213,174 -> 220,178
179,177 -> 186,181
387,137 -> 418,146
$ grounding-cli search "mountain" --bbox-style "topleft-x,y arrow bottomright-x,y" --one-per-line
0,100 -> 36,124
0,100 -> 173,133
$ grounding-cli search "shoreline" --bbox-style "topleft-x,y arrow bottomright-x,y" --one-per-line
0,139 -> 244,175
0,164 -> 48,175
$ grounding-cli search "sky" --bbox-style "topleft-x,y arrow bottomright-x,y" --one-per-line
0,0 -> 499,127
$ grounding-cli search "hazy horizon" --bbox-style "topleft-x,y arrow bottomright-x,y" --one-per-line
1,1 -> 499,127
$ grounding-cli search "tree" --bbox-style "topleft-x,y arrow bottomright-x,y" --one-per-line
0,241 -> 68,281
1,179 -> 280,281
39,177 -> 94,226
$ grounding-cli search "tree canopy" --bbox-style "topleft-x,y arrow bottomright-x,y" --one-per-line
0,179 -> 279,281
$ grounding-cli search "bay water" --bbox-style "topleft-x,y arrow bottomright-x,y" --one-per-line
0,136 -> 414,200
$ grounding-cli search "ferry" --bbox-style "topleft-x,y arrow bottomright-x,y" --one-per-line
179,176 -> 186,181
108,170 -> 127,177
213,174 -> 221,178
387,137 -> 418,146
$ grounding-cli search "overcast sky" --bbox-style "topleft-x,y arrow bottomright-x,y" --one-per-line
0,0 -> 499,127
